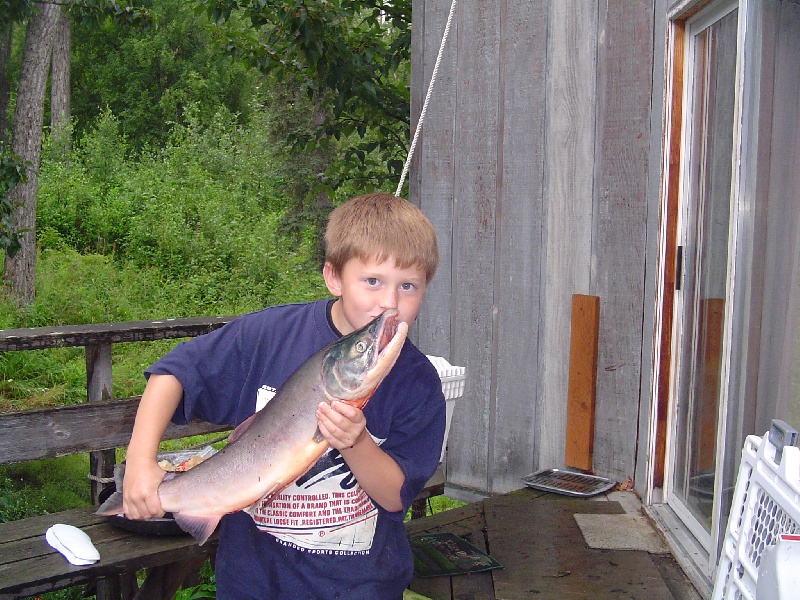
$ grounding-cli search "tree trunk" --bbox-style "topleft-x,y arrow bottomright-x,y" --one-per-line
50,6 -> 71,155
0,23 -> 11,146
4,2 -> 60,306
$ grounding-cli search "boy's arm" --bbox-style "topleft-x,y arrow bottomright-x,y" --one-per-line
316,401 -> 405,512
122,373 -> 184,520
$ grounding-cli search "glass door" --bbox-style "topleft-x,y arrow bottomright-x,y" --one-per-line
667,0 -> 739,551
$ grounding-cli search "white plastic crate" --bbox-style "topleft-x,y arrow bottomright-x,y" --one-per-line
713,422 -> 800,599
427,355 -> 466,463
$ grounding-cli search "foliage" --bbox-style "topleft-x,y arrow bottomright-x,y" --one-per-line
68,0 -> 260,151
0,147 -> 26,257
0,102 -> 327,409
67,0 -> 152,24
5,0 -> 412,286
198,0 -> 411,196
173,561 -> 217,599
0,0 -> 33,24
36,106 -> 326,313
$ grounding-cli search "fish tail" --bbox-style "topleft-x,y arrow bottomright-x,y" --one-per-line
95,490 -> 124,516
172,513 -> 222,546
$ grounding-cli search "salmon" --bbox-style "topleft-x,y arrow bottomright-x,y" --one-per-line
97,309 -> 407,545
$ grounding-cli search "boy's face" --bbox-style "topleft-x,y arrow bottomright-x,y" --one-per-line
323,255 -> 427,335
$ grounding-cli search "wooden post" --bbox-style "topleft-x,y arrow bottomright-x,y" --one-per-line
87,342 -> 126,600
565,295 -> 600,472
86,342 -> 114,504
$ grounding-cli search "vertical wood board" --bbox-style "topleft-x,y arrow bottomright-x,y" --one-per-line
490,0 -> 549,493
412,0 -> 458,363
565,294 -> 600,472
447,0 -> 501,493
767,3 -> 800,424
753,1 -> 800,427
591,0 -> 655,481
537,0 -> 599,473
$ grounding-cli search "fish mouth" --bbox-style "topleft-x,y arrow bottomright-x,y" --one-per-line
375,309 -> 401,355
355,310 -> 407,400
370,309 -> 407,372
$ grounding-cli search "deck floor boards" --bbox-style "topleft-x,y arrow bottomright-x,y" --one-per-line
405,488 -> 700,600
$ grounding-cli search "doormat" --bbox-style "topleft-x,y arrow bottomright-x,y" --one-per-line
409,532 -> 504,578
573,513 -> 669,553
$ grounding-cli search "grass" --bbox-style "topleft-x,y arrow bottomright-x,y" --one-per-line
410,495 -> 466,520
0,456 -> 91,522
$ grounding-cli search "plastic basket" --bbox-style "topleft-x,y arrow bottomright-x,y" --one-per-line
427,355 -> 466,463
427,355 -> 467,400
712,423 -> 800,599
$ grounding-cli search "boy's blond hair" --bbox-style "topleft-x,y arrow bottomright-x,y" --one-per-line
325,193 -> 439,283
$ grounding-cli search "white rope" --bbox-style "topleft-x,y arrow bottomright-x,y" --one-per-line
395,0 -> 458,198
87,473 -> 115,484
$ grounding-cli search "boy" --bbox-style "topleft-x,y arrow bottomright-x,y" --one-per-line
121,193 -> 446,599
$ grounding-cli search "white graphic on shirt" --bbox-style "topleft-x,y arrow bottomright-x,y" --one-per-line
255,385 -> 277,413
250,432 -> 385,553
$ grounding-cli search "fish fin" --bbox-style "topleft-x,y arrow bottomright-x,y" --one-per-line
227,412 -> 258,445
95,490 -> 124,516
172,512 -> 222,546
312,425 -> 324,443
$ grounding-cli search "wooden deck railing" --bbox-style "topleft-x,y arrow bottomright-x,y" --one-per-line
0,316 -> 237,502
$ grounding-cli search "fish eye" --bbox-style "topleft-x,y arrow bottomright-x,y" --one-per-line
355,341 -> 367,353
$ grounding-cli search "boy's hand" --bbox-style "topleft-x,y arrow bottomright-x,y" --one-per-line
121,459 -> 167,520
317,399 -> 404,512
316,401 -> 368,451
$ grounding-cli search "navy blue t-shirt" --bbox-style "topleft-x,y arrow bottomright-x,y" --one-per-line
146,299 -> 446,599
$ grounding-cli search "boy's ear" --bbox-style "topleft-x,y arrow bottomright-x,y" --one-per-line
322,261 -> 342,296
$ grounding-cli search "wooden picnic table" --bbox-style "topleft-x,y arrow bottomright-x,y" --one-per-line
0,506 -> 216,600
404,487 -> 697,600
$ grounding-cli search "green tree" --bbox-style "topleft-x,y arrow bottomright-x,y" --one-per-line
199,0 -> 412,193
69,0 -> 259,151
4,2 -> 60,305
199,0 -> 412,263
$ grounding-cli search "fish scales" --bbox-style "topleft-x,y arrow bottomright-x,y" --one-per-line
159,353 -> 330,515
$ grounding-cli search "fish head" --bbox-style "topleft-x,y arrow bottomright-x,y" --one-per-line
321,309 -> 408,407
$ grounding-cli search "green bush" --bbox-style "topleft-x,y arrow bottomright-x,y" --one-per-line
2,104 -> 327,412
36,104 -> 326,311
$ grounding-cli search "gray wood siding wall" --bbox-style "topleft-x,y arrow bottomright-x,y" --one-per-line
752,0 -> 800,430
412,0 -> 658,492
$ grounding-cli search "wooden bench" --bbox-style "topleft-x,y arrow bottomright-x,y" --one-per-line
0,317 -> 447,599
0,318 -> 234,600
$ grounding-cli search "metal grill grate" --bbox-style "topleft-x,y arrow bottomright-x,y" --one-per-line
521,469 -> 616,498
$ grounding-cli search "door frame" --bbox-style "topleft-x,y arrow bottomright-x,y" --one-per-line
646,0 -> 781,580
